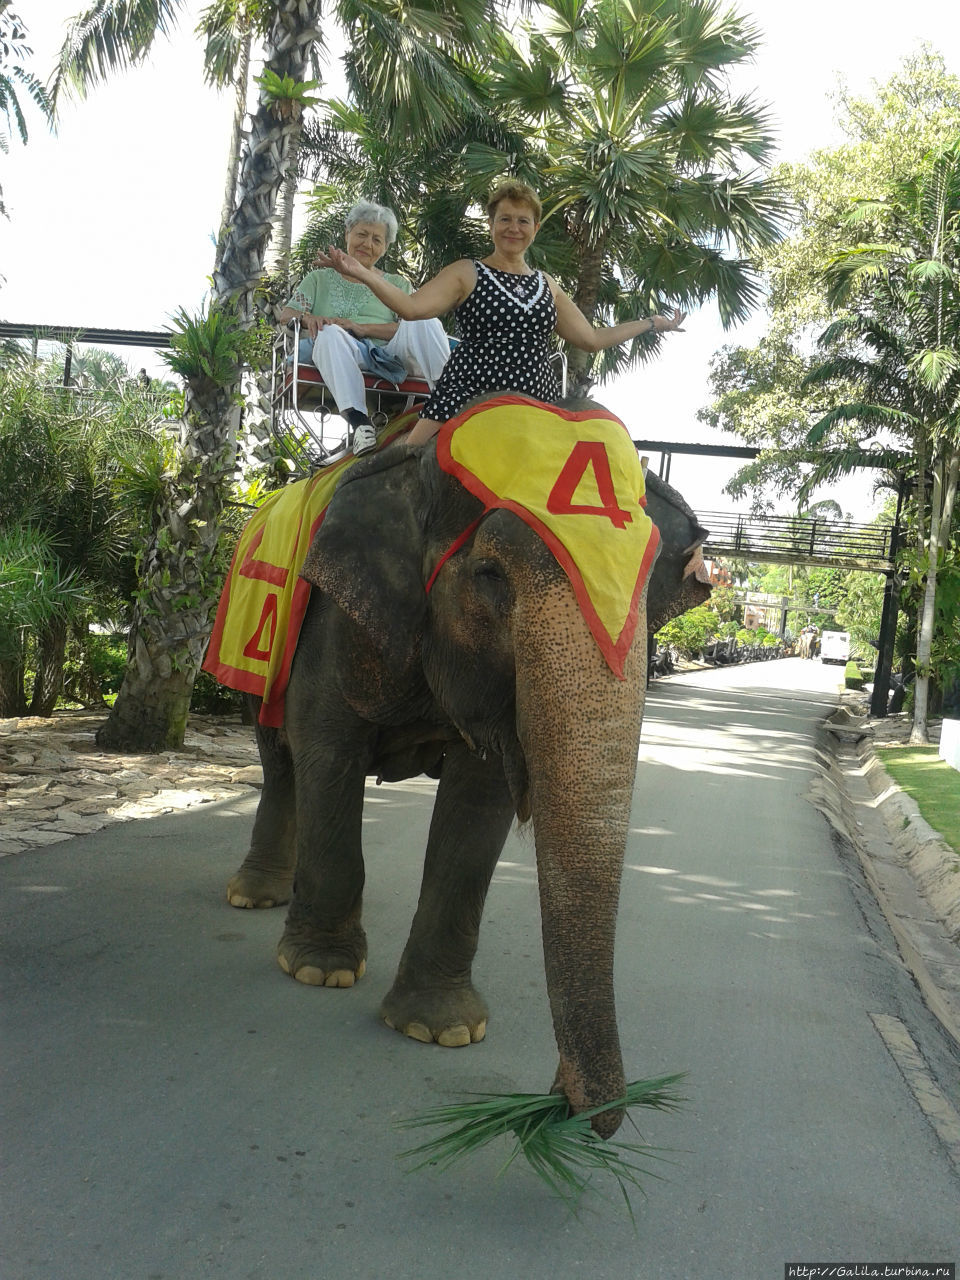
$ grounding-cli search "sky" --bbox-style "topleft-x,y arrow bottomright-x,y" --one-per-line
3,0 -> 959,516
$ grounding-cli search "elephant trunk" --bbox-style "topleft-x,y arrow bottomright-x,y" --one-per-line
514,581 -> 646,1139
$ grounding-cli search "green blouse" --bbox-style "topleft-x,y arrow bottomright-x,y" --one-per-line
286,268 -> 412,346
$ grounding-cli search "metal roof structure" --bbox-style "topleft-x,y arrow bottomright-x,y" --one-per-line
0,321 -> 171,349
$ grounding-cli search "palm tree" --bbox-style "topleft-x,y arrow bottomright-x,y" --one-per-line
803,139 -> 960,743
0,3 -> 52,216
484,0 -> 786,393
304,0 -> 786,394
195,0 -> 273,273
52,0 -> 505,750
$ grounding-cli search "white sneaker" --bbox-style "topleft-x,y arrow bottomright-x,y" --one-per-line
352,422 -> 378,455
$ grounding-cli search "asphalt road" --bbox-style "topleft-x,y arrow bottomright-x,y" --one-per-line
2,659 -> 958,1280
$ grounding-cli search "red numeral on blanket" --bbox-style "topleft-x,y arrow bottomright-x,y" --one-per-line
239,528 -> 289,586
243,593 -> 279,661
546,441 -> 633,529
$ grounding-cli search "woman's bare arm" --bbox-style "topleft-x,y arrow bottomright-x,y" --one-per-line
549,277 -> 685,352
315,248 -> 475,320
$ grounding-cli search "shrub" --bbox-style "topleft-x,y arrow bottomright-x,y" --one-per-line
59,631 -> 128,706
844,661 -> 864,689
655,605 -> 718,657
190,669 -> 244,715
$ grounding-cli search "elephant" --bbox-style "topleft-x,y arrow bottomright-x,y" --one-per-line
797,628 -> 820,659
224,399 -> 710,1137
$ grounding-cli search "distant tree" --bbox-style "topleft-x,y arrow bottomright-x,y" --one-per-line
803,140 -> 960,742
700,49 -> 960,507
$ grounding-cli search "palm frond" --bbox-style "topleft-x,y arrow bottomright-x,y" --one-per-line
398,1075 -> 686,1217
910,346 -> 960,395
657,92 -> 778,170
797,444 -> 910,504
49,0 -> 186,111
807,402 -> 916,445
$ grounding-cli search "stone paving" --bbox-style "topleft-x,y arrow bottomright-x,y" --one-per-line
0,710 -> 262,858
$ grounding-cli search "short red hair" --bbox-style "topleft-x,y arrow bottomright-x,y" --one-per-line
487,180 -> 542,222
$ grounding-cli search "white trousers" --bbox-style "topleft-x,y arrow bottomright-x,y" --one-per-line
311,318 -> 450,415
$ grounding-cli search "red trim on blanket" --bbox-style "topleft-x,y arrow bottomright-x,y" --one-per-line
424,514 -> 486,593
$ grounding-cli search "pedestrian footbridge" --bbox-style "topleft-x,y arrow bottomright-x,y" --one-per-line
699,510 -> 897,572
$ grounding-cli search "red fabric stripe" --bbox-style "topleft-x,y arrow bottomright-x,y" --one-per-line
424,514 -> 486,594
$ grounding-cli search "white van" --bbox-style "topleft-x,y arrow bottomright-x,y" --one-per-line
820,630 -> 851,664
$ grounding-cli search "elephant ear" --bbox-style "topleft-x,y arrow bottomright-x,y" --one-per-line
643,469 -> 712,634
300,452 -> 427,668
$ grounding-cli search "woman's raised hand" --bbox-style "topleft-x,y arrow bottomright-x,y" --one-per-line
651,307 -> 686,332
314,245 -> 368,282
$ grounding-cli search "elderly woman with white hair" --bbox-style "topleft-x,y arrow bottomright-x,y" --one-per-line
278,200 -> 450,454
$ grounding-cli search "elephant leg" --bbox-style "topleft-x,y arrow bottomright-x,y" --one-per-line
227,704 -> 296,909
275,718 -> 374,989
380,742 -> 516,1047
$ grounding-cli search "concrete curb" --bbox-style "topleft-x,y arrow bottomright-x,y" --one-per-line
812,706 -> 960,1051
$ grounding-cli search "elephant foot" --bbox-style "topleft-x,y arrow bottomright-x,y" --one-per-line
277,920 -> 367,989
379,983 -> 489,1047
226,864 -> 294,910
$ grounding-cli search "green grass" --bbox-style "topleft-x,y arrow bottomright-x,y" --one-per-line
877,747 -> 960,857
397,1075 -> 686,1219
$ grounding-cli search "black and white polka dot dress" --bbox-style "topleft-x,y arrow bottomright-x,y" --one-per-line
421,260 -> 560,423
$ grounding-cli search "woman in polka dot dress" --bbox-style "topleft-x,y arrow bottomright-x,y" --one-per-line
316,180 -> 686,446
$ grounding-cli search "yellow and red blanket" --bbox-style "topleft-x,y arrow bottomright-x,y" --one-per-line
204,398 -> 658,724
436,396 -> 658,677
203,419 -> 411,725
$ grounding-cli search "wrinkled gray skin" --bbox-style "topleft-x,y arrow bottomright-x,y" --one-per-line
226,406 -> 709,1137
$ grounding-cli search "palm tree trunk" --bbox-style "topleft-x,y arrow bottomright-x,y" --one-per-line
97,0 -> 324,753
0,651 -> 27,718
567,239 -> 606,397
912,444 -> 960,742
263,152 -> 299,284
214,27 -> 253,275
911,452 -> 950,742
97,378 -> 240,750
212,0 -> 320,316
28,616 -> 68,716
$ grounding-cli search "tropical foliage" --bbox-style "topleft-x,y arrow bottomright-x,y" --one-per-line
699,54 -> 960,740
804,140 -> 960,740
0,359 -> 170,717
700,50 -> 960,505
297,0 -> 786,394
493,0 -> 785,391
0,4 -> 52,216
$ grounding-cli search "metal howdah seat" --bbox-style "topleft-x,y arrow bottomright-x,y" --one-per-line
270,319 -> 433,471
269,319 -> 569,474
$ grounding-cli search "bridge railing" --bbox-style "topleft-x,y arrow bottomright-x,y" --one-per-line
699,511 -> 895,567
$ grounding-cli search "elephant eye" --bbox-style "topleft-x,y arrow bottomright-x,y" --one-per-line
473,557 -> 505,582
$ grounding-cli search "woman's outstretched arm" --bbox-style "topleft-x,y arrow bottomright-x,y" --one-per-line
315,247 -> 475,322
549,277 -> 686,352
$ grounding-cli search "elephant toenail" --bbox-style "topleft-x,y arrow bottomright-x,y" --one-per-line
437,1025 -> 472,1047
405,1022 -> 434,1043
